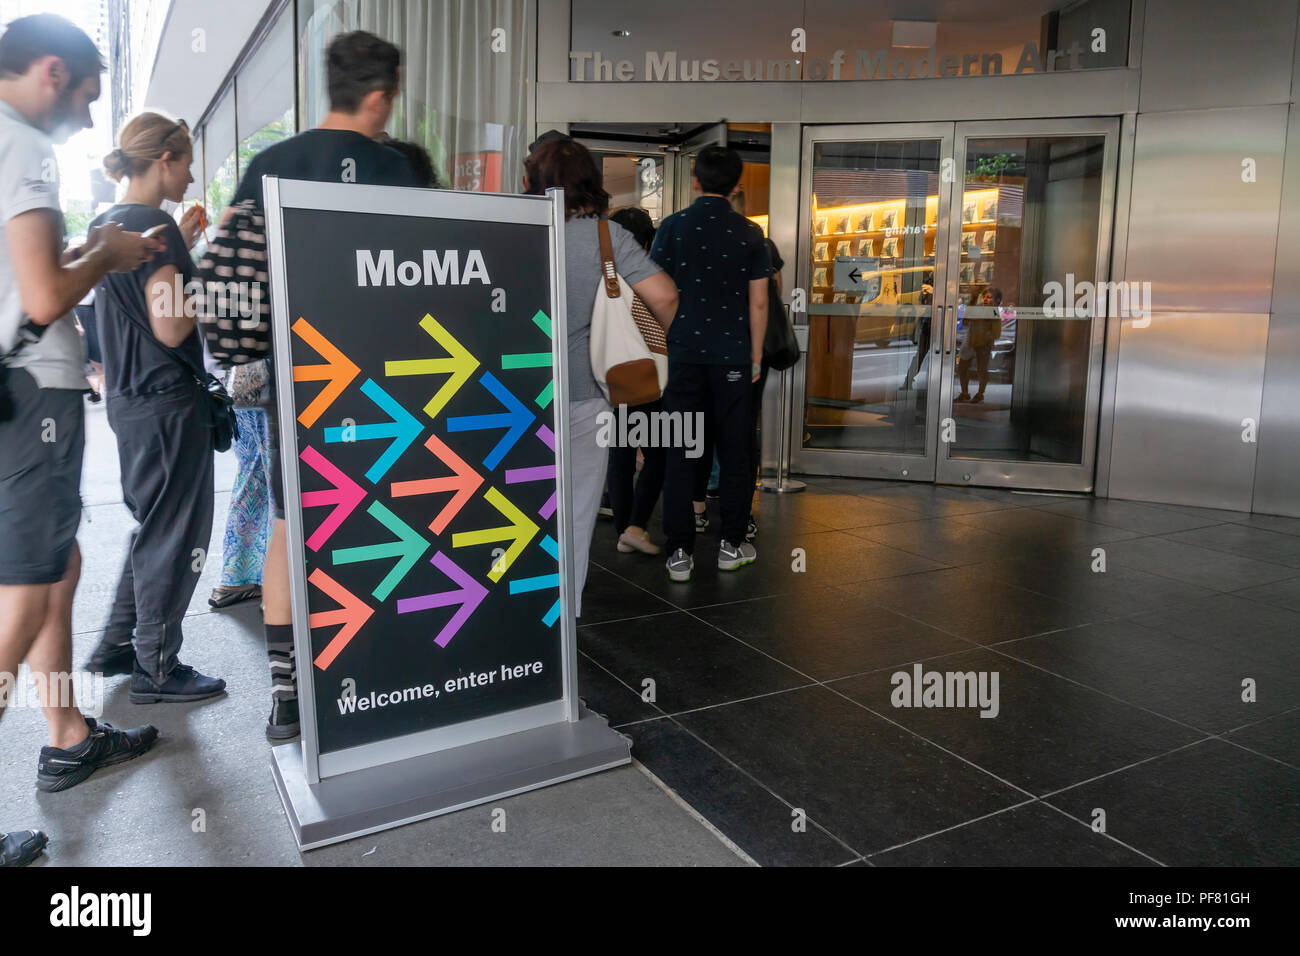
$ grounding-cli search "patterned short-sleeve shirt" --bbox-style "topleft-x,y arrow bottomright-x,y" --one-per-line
650,195 -> 770,366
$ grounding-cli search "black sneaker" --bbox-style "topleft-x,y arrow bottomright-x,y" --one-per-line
36,717 -> 159,793
129,663 -> 226,703
694,511 -> 709,533
746,518 -> 757,541
85,638 -> 134,677
266,697 -> 300,741
0,829 -> 48,866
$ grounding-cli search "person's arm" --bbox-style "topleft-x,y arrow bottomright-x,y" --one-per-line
748,277 -> 768,381
7,210 -> 161,325
632,271 -> 679,332
146,264 -> 194,347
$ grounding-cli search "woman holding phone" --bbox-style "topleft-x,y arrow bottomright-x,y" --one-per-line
82,112 -> 226,703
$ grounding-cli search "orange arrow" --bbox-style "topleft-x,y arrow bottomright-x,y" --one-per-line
308,568 -> 375,671
390,434 -> 483,536
293,318 -> 360,428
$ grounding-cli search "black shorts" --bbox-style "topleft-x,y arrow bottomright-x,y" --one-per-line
0,369 -> 85,584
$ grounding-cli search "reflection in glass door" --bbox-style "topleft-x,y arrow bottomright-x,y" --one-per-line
937,119 -> 1118,491
794,123 -> 955,481
794,119 -> 1118,492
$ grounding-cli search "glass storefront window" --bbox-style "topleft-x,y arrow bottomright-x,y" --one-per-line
204,88 -> 237,223
236,4 -> 296,174
298,0 -> 533,193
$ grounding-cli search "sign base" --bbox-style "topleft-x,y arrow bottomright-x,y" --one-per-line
271,707 -> 631,850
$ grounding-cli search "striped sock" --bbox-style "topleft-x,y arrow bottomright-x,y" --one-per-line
266,624 -> 297,704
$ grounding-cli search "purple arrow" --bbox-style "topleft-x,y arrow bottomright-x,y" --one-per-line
395,551 -> 489,647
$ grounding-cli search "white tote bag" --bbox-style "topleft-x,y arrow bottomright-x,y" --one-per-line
589,218 -> 665,406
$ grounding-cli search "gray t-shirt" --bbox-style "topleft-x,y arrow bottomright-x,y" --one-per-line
0,99 -> 86,390
564,216 -> 662,403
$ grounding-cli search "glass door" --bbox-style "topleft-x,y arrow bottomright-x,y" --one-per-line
935,118 -> 1119,492
673,122 -> 728,209
793,123 -> 957,481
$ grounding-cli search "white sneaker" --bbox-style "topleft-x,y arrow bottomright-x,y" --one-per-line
666,548 -> 694,582
717,539 -> 756,571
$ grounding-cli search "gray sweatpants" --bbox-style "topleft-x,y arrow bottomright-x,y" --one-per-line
103,385 -> 215,682
569,397 -> 610,619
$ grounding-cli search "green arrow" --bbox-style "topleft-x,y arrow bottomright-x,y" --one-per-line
331,501 -> 430,601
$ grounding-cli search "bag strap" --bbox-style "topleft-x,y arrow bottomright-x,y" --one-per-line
97,267 -> 214,390
596,217 -> 620,300
0,318 -> 46,367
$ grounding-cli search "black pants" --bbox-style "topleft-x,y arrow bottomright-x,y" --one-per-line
103,386 -> 215,682
662,362 -> 752,554
750,364 -> 769,491
607,399 -> 666,534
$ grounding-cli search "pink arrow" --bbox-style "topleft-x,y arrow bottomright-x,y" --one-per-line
299,445 -> 367,552
390,433 -> 483,536
395,551 -> 489,648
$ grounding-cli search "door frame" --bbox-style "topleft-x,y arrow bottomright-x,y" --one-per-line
791,117 -> 1120,492
934,116 -> 1121,492
792,121 -> 958,482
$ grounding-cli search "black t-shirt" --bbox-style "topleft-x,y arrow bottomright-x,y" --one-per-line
91,204 -> 202,399
232,129 -> 420,209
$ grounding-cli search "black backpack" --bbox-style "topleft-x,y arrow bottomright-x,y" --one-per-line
195,199 -> 272,367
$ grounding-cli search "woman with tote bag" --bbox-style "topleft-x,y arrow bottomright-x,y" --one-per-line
522,139 -> 678,615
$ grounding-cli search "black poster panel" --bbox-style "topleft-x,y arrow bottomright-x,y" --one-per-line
278,205 -> 563,755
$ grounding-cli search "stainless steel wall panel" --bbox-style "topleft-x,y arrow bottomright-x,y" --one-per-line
1108,312 -> 1267,510
1253,312 -> 1300,516
1125,106 -> 1287,315
1272,104 -> 1300,317
1138,0 -> 1298,112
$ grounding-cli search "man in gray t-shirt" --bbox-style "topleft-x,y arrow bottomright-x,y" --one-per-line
0,13 -> 163,865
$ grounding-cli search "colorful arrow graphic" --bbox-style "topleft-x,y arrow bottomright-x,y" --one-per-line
323,378 -> 424,484
298,445 -> 367,552
383,314 -> 480,420
331,500 -> 430,601
389,433 -> 483,536
508,534 -> 561,627
505,424 -> 557,521
446,371 -> 535,472
292,318 -> 360,427
451,486 -> 538,583
308,568 -> 375,671
395,552 -> 489,648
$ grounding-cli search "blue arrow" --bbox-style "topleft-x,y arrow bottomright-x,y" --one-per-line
323,378 -> 424,484
446,371 -> 535,471
509,535 -> 561,627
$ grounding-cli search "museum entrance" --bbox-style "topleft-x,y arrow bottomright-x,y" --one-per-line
792,118 -> 1120,492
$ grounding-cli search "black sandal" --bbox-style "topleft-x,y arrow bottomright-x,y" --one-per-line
208,585 -> 262,609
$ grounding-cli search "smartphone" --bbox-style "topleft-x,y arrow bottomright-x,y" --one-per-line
141,223 -> 169,239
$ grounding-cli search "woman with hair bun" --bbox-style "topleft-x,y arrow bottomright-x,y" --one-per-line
82,111 -> 226,703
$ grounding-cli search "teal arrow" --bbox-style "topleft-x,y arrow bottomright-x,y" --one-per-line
331,500 -> 430,601
323,378 -> 423,484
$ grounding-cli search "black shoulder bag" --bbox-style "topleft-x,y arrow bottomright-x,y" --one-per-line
0,319 -> 47,423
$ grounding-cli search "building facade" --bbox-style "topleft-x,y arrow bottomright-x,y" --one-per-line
127,0 -> 1300,516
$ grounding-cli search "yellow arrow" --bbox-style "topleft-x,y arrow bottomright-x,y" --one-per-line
384,314 -> 480,420
451,487 -> 538,583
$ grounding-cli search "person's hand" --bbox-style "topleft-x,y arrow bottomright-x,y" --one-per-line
89,221 -> 164,273
178,203 -> 206,248
751,358 -> 762,383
